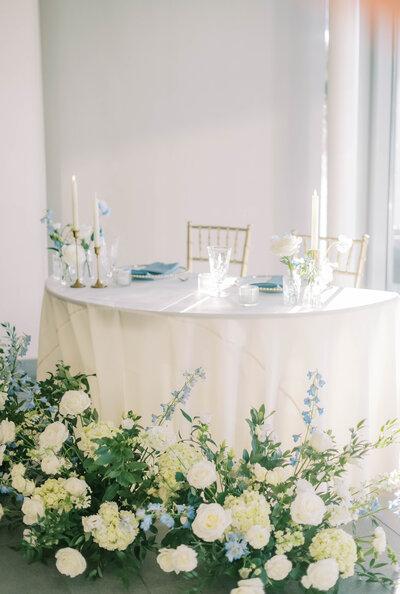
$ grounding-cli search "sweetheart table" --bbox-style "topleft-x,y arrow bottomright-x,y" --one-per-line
38,277 -> 400,478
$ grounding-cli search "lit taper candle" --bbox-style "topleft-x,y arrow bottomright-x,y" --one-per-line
72,175 -> 79,230
311,190 -> 319,252
93,194 -> 100,247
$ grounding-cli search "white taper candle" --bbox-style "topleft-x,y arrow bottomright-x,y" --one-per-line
93,194 -> 100,247
311,190 -> 319,252
72,175 -> 79,230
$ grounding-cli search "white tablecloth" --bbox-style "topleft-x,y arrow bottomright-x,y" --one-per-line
38,277 -> 400,477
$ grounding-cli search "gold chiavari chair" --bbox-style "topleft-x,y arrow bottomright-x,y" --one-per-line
187,222 -> 252,277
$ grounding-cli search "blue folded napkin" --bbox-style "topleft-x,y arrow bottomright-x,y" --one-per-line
131,262 -> 181,277
251,275 -> 283,292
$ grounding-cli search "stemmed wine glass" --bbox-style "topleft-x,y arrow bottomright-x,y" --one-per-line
207,246 -> 232,297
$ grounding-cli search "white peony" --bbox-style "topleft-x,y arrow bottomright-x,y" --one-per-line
22,495 -> 45,525
171,544 -> 198,573
59,390 -> 91,417
144,425 -> 177,452
373,526 -> 386,554
121,417 -> 134,430
187,460 -> 217,490
231,577 -> 265,594
0,391 -> 7,411
301,559 -> 339,591
290,492 -> 326,526
39,421 -> 69,452
246,524 -> 270,549
157,548 -> 175,573
55,547 -> 87,578
0,419 -> 15,444
64,477 -> 88,497
0,444 -> 6,465
336,235 -> 353,254
41,454 -> 63,475
309,429 -> 334,453
62,244 -> 85,267
265,554 -> 292,580
270,234 -> 302,258
192,503 -> 232,542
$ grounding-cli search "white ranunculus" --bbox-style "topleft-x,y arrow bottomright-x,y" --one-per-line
0,503 -> 3,521
39,421 -> 69,452
64,477 -> 88,497
301,559 -> 339,591
270,234 -> 302,258
0,419 -> 15,444
121,417 -> 134,430
144,425 -> 177,452
41,454 -> 62,475
265,554 -> 293,580
231,577 -> 265,594
157,548 -> 175,573
172,544 -> 198,573
199,411 -> 212,425
0,444 -> 6,465
309,429 -> 334,453
187,460 -> 217,490
0,391 -> 7,411
59,390 -> 91,417
62,244 -> 85,267
22,495 -> 45,525
373,526 -> 386,554
290,491 -> 326,526
192,503 -> 232,542
336,235 -> 353,254
246,524 -> 270,549
55,547 -> 87,578
82,515 -> 105,533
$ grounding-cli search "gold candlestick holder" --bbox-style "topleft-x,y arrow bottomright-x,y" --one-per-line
311,249 -> 318,262
92,246 -> 106,288
71,229 -> 85,288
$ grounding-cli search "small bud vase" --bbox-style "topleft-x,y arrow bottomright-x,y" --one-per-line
283,270 -> 301,305
302,278 -> 322,309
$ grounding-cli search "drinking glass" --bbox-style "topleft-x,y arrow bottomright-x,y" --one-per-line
207,246 -> 232,297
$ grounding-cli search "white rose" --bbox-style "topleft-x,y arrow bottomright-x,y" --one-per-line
64,477 -> 88,497
192,503 -> 232,542
62,244 -> 85,267
309,429 -> 334,453
0,444 -> 5,465
336,235 -> 353,254
41,454 -> 62,475
0,503 -> 3,521
121,418 -> 134,430
59,390 -> 90,417
246,524 -> 270,549
22,495 -> 45,525
373,526 -> 386,554
290,492 -> 326,526
199,411 -> 212,425
172,544 -> 198,573
12,475 -> 34,496
55,547 -> 87,578
231,577 -> 265,594
301,559 -> 339,591
0,419 -> 15,444
252,463 -> 267,482
187,460 -> 217,490
39,421 -> 69,452
265,554 -> 292,580
270,234 -> 302,258
157,548 -> 175,573
0,391 -> 7,411
144,425 -> 177,452
265,466 -> 293,486
82,515 -> 105,533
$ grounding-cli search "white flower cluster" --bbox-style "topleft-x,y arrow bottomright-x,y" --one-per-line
270,234 -> 302,258
77,421 -> 116,457
10,463 -> 35,496
143,424 -> 177,452
290,480 -> 326,526
82,502 -> 139,551
0,419 -> 15,444
225,489 -> 271,549
157,545 -> 198,573
59,390 -> 91,417
192,503 -> 232,542
309,528 -> 357,578
39,421 -> 69,453
252,463 -> 293,486
0,391 -> 8,411
156,442 -> 203,501
187,459 -> 217,490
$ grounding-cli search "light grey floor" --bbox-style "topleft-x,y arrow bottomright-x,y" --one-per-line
0,522 -> 399,594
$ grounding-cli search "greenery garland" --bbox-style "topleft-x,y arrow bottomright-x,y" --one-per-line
0,323 -> 399,593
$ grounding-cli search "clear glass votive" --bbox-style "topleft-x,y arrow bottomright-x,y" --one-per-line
238,284 -> 259,306
198,272 -> 217,295
116,268 -> 131,287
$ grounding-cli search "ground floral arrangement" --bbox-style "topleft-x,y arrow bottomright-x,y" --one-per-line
1,324 -> 400,593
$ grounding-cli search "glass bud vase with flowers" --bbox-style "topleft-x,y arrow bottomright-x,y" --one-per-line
270,233 -> 302,305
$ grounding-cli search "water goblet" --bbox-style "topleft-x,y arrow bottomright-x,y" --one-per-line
207,246 -> 232,297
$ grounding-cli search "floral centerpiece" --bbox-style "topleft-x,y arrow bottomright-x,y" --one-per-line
0,323 -> 399,593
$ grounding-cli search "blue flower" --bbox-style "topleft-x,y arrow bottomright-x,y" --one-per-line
307,387 -> 315,397
160,403 -> 167,412
176,504 -> 185,514
225,534 -> 249,562
40,397 -> 48,404
318,407 -> 324,415
140,515 -> 152,531
98,200 -> 111,216
304,398 -> 311,407
160,513 -> 175,528
48,406 -> 57,414
302,411 -> 312,425
151,414 -> 158,424
319,380 -> 326,387
16,494 -> 24,502
307,371 -> 313,379
147,503 -> 163,512
0,486 -> 13,494
292,434 -> 300,443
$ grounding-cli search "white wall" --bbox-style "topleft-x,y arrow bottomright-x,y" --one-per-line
39,0 -> 326,275
0,0 -> 47,356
